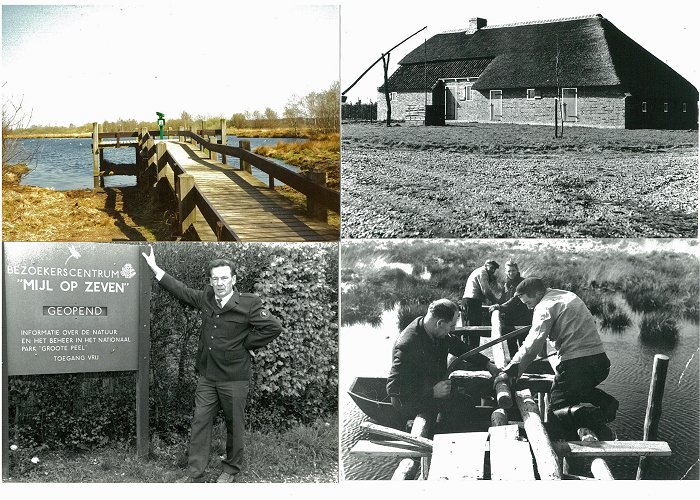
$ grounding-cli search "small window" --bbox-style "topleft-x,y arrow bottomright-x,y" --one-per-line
389,92 -> 398,101
682,102 -> 687,113
526,89 -> 536,100
458,84 -> 473,101
642,102 -> 647,113
663,102 -> 669,113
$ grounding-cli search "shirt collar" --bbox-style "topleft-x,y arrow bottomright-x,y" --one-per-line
217,289 -> 235,307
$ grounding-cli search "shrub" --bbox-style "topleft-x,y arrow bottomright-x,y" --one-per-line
397,302 -> 429,332
624,282 -> 675,313
639,312 -> 679,345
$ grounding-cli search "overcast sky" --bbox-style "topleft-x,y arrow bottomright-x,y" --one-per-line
1,2 -> 339,126
341,0 -> 700,104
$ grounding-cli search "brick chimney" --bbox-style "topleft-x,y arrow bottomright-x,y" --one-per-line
466,17 -> 487,34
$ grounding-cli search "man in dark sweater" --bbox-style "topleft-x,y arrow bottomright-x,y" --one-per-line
142,246 -> 283,482
387,299 -> 499,431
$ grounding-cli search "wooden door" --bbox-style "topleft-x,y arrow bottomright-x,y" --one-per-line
490,90 -> 502,121
562,88 -> 577,121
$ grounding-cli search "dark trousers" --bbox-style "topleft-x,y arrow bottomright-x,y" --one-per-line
187,376 -> 249,478
549,352 -> 614,411
461,297 -> 483,349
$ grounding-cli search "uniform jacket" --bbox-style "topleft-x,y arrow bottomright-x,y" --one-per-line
159,273 -> 284,381
386,317 -> 489,415
499,275 -> 534,326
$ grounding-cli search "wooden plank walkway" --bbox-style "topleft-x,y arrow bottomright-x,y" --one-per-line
428,432 -> 489,480
161,140 -> 338,242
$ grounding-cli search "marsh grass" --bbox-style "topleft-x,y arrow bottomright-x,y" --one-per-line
639,312 -> 680,344
341,241 -> 697,340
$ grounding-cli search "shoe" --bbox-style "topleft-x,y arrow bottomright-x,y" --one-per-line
216,471 -> 237,483
175,475 -> 205,483
592,424 -> 618,441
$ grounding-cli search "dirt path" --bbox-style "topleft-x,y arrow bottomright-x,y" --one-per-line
341,124 -> 698,238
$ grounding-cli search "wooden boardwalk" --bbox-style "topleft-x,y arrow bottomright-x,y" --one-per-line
161,140 -> 338,242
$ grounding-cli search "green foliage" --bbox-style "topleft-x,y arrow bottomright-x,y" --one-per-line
9,242 -> 338,449
397,302 -> 429,331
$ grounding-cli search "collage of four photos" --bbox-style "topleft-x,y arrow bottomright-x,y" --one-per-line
1,0 -> 698,490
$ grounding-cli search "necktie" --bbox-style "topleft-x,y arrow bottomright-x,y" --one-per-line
217,298 -> 223,309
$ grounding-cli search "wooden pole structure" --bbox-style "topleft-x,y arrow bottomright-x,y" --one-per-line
239,140 -> 252,173
177,173 -> 196,234
491,310 -> 513,409
92,122 -> 100,190
515,389 -> 562,479
2,250 -> 9,480
307,170 -> 329,222
220,118 -> 227,165
136,246 -> 151,459
391,414 -> 432,480
156,143 -> 167,182
636,354 -> 669,480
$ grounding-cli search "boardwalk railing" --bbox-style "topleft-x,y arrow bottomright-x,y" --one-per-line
94,124 -> 340,240
137,129 -> 239,241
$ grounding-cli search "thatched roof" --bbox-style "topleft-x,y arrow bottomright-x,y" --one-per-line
380,15 -> 697,97
378,59 -> 491,92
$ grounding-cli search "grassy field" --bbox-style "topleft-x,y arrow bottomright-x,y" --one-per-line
341,123 -> 698,238
6,416 -> 338,483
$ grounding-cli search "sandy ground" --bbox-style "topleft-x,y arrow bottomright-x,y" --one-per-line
341,123 -> 698,238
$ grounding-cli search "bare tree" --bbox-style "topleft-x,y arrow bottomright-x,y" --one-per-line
283,95 -> 304,135
2,91 -> 36,182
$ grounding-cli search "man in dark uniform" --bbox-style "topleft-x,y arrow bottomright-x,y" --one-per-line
142,247 -> 283,483
387,299 -> 499,432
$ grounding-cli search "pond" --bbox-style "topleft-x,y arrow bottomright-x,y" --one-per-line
340,306 -> 699,480
16,136 -> 307,190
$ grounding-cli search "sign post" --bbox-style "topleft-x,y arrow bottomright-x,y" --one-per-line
156,112 -> 165,140
2,242 -> 150,478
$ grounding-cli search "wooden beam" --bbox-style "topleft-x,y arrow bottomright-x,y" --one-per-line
489,424 -> 535,480
360,421 -> 433,451
553,440 -> 671,458
515,389 -> 562,479
491,310 -> 513,409
351,440 -> 430,458
429,432 -> 489,480
577,428 -> 614,480
392,413 -> 431,480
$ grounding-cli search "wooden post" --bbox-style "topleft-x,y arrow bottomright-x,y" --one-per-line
178,126 -> 184,143
239,140 -> 252,173
636,354 -> 669,480
491,408 -> 509,427
209,137 -> 216,160
92,122 -> 100,190
136,246 -> 151,459
491,310 -> 513,409
2,255 -> 9,480
220,118 -> 227,165
515,389 -> 562,479
156,143 -> 167,184
391,414 -> 431,480
306,170 -> 329,222
177,173 -> 196,234
200,120 -> 205,150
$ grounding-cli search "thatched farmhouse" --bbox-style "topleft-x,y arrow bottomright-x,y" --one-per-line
378,15 -> 698,129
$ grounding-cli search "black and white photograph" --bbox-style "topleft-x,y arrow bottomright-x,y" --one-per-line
341,2 -> 698,238
2,241 -> 338,483
340,239 -> 698,480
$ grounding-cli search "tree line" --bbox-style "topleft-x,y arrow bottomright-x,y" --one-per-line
9,82 -> 340,136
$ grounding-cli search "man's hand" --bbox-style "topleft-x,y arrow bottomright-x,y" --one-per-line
141,245 -> 162,275
488,304 -> 501,313
433,380 -> 452,399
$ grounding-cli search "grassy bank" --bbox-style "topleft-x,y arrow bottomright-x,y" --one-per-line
2,167 -> 176,241
253,133 -> 340,230
6,416 -> 338,483
342,123 -> 698,238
